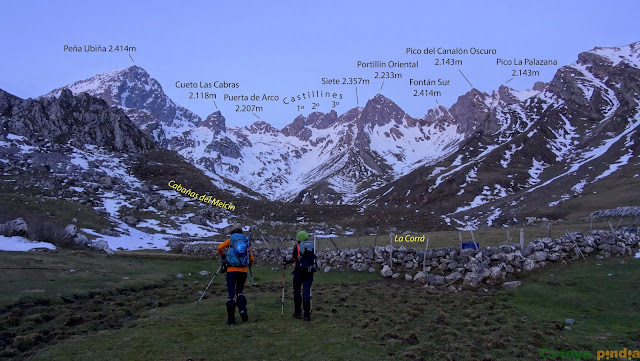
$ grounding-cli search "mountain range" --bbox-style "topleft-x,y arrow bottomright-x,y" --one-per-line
2,41 -> 640,232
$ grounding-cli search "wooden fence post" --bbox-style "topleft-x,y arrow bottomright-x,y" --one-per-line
519,228 -> 524,250
374,227 -> 378,251
389,233 -> 393,270
422,237 -> 429,273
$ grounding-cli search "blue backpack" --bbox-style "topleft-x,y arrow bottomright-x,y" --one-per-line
295,240 -> 316,273
227,233 -> 250,267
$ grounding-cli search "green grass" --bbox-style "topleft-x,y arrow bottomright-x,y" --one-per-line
0,182 -> 113,233
0,250 -> 215,307
503,257 -> 640,350
257,217 -> 638,251
2,250 -> 639,360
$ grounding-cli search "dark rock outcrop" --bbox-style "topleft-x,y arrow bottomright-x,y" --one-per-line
1,88 -> 155,153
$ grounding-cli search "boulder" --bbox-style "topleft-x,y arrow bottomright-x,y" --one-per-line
547,252 -> 560,261
488,266 -> 502,280
532,241 -> 545,251
99,176 -> 112,187
64,224 -> 78,238
121,216 -> 139,226
413,271 -> 428,283
445,271 -> 463,283
404,274 -> 413,281
2,218 -> 28,236
502,281 -> 522,289
462,269 -> 491,288
392,273 -> 400,279
324,266 -> 332,273
158,199 -> 171,210
189,215 -> 208,226
532,251 -> 547,262
428,274 -> 445,286
74,234 -> 90,246
380,265 -> 392,278
505,264 -> 515,274
523,259 -> 537,271
100,229 -> 120,237
598,244 -> 611,251
89,240 -> 114,255
460,248 -> 475,257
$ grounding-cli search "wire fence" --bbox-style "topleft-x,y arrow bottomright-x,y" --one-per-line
249,217 -> 639,251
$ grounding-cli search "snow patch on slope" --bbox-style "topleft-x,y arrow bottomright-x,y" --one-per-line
0,236 -> 56,251
528,108 -> 640,193
548,115 -> 579,161
527,158 -> 549,186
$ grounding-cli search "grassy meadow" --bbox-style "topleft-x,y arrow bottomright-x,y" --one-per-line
0,248 -> 638,360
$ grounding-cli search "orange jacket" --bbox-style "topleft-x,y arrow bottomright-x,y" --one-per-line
217,238 -> 254,273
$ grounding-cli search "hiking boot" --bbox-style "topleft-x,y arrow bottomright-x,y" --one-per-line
303,312 -> 311,322
240,310 -> 249,322
226,299 -> 236,325
292,313 -> 302,319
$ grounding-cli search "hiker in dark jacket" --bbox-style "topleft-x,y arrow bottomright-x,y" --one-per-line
217,223 -> 254,326
282,231 -> 317,321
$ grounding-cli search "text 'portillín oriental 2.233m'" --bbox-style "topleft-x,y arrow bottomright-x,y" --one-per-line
168,180 -> 235,211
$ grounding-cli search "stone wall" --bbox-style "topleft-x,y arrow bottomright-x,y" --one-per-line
177,227 -> 640,288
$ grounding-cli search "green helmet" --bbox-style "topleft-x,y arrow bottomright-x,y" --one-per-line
296,231 -> 309,242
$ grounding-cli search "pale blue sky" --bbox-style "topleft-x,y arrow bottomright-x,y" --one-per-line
1,1 -> 638,128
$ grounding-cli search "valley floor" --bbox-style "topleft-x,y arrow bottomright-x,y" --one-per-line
0,250 -> 638,360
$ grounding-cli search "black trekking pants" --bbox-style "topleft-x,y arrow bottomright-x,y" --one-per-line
226,271 -> 248,312
292,271 -> 313,315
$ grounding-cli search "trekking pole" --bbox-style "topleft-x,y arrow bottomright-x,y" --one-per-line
281,264 -> 286,315
248,227 -> 255,286
196,265 -> 222,306
312,234 -> 316,309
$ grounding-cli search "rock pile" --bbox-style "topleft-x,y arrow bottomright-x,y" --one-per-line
588,207 -> 640,219
63,223 -> 114,255
178,227 -> 640,288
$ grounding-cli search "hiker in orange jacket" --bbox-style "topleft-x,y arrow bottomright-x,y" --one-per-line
217,223 -> 254,325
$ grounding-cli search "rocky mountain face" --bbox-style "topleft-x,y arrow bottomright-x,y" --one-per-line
0,88 -> 234,239
373,41 -> 640,228
33,41 -> 640,229
1,88 -> 155,153
46,67 -> 465,203
45,66 -> 202,148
